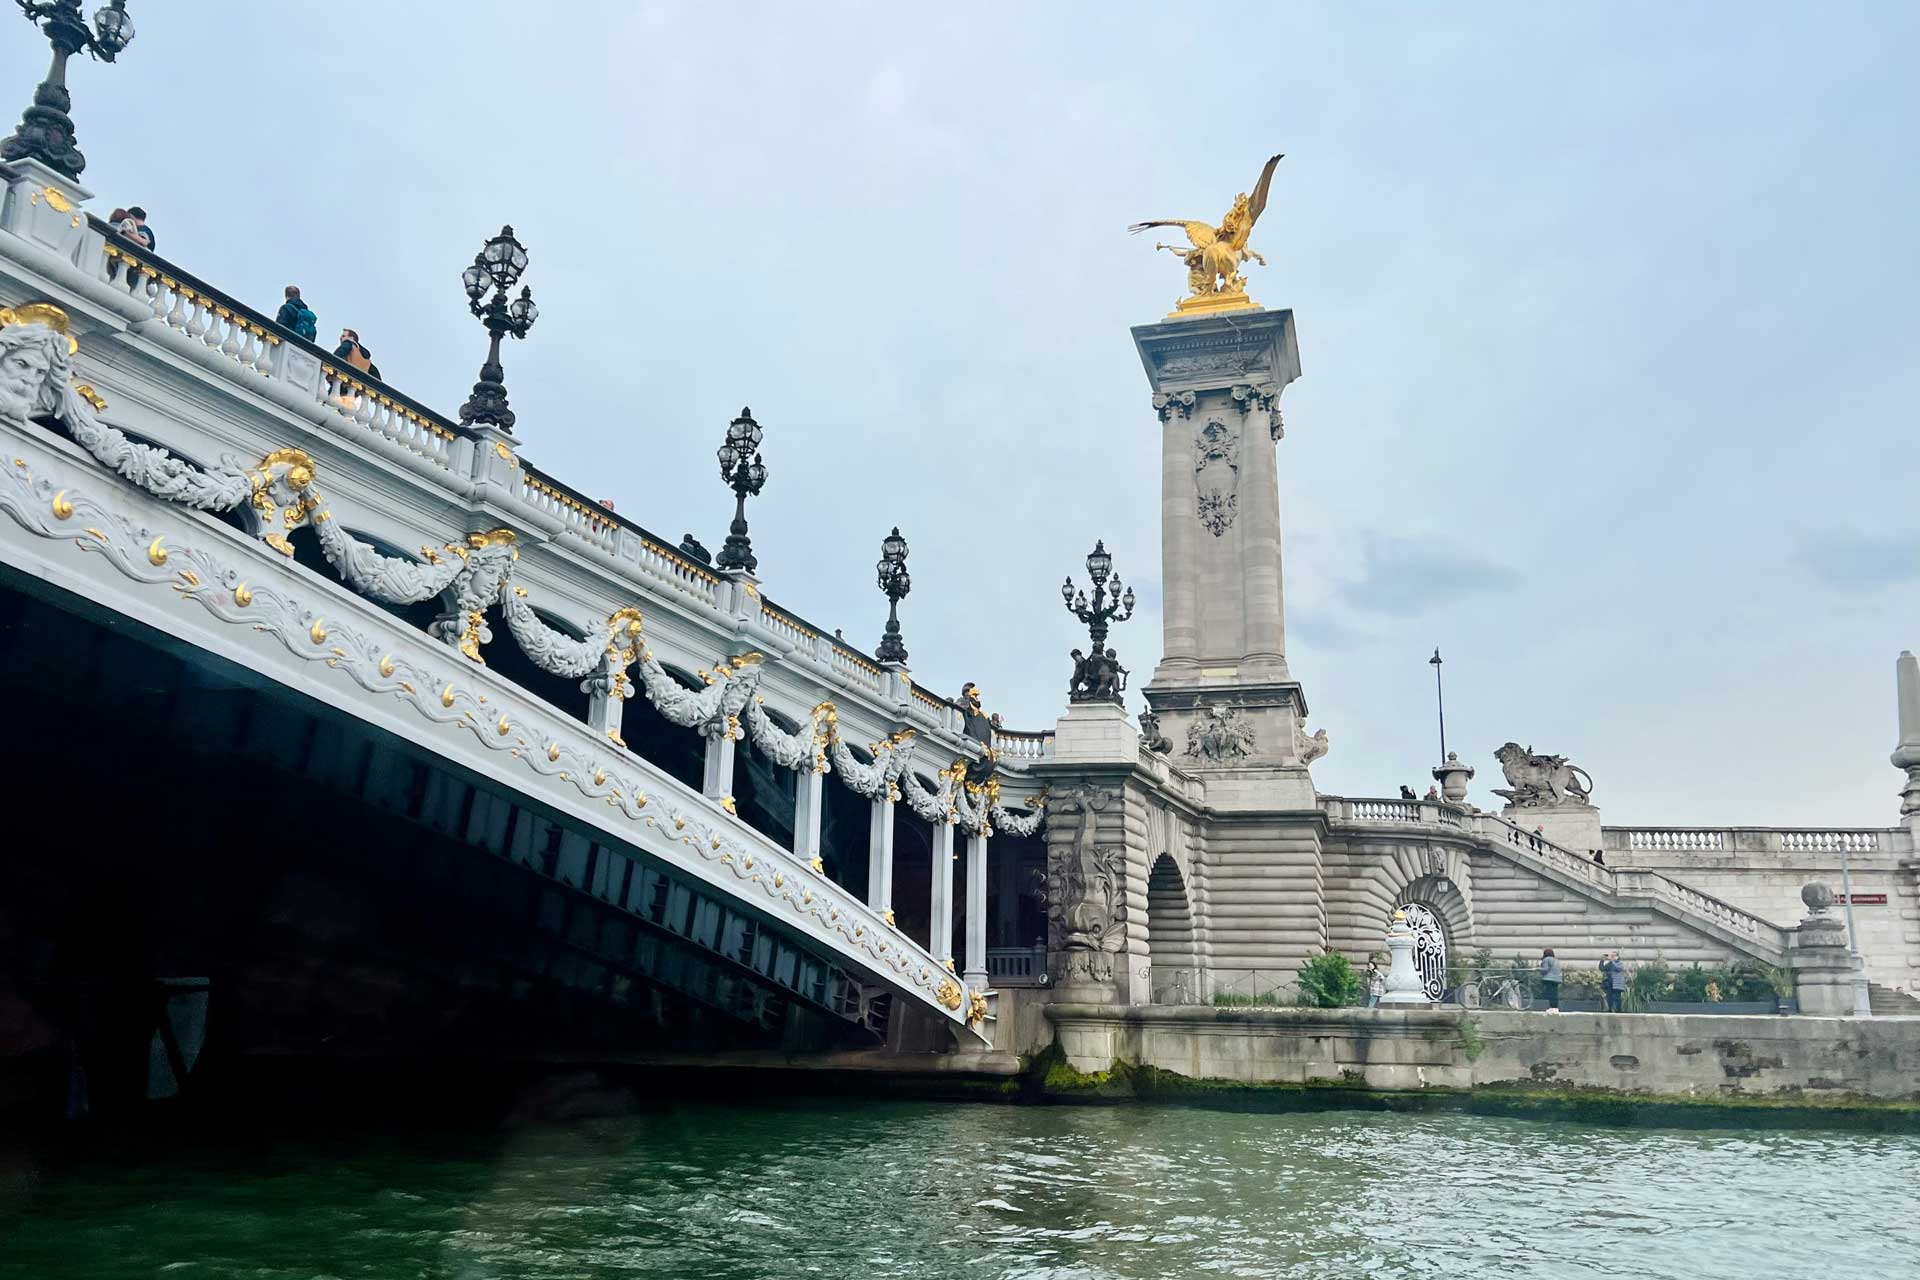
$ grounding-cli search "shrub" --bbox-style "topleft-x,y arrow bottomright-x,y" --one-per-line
1563,971 -> 1603,999
1627,959 -> 1673,1008
1669,963 -> 1715,1003
1297,952 -> 1364,1008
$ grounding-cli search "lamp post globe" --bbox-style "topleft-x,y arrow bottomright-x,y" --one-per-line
1062,537 -> 1136,702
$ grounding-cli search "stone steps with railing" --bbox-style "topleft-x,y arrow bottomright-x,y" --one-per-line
1323,796 -> 1794,963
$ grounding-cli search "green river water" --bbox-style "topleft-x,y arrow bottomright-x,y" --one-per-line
4,1099 -> 1916,1279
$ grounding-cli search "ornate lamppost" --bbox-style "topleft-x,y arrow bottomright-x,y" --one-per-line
714,406 -> 767,573
1061,539 -> 1135,702
457,225 -> 538,432
874,526 -> 911,664
1,0 -> 135,181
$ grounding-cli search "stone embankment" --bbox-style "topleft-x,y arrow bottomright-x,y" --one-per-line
1042,1004 -> 1920,1115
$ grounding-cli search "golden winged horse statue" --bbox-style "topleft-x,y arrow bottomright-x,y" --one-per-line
1130,153 -> 1283,314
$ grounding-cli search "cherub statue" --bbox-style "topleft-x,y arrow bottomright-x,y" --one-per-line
1131,153 -> 1283,303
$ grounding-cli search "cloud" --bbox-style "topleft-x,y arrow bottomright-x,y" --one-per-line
1797,535 -> 1920,590
1289,607 -> 1379,650
1335,534 -> 1520,616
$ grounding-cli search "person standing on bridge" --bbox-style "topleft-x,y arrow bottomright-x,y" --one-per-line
1600,951 -> 1627,1012
1538,948 -> 1562,1011
1365,956 -> 1385,1008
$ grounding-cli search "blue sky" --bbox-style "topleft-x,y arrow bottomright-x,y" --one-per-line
9,2 -> 1915,825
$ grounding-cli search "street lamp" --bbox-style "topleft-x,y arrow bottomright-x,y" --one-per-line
1,1 -> 135,180
874,526 -> 911,664
714,406 -> 766,573
456,225 -> 537,433
1062,539 -> 1135,701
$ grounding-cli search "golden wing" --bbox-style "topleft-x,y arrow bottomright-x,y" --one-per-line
1235,153 -> 1284,246
1128,219 -> 1218,248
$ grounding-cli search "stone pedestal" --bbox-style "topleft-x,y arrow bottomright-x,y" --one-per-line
1051,700 -> 1140,767
1790,883 -> 1856,1017
1378,911 -> 1431,1006
0,157 -> 94,263
1506,802 -> 1603,855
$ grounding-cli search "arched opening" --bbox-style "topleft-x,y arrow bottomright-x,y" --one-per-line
819,745 -> 872,901
986,829 -> 1047,986
1395,901 -> 1450,1002
1146,853 -> 1198,1002
734,710 -> 798,850
622,665 -> 706,793
891,777 -> 938,952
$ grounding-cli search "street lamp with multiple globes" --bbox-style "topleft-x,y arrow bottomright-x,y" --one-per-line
457,225 -> 538,432
874,526 -> 911,664
1,0 -> 135,180
714,407 -> 767,573
1061,539 -> 1135,701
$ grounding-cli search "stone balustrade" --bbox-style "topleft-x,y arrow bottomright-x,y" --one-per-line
993,728 -> 1053,762
35,220 -> 1056,780
1608,826 -> 1893,857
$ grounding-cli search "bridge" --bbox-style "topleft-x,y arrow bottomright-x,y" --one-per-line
4,135 -> 1918,1119
0,167 -> 1063,1112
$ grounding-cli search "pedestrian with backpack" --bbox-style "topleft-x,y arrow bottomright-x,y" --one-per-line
275,286 -> 318,341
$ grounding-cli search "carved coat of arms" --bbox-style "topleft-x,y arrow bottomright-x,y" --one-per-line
1193,418 -> 1239,536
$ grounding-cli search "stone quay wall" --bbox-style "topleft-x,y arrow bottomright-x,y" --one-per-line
1045,1004 -> 1920,1104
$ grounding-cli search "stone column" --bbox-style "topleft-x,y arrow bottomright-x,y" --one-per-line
1893,650 -> 1920,822
701,732 -> 735,801
963,830 -> 989,989
867,795 -> 896,918
1156,394 -> 1200,674
1790,882 -> 1856,1017
794,765 -> 824,868
584,659 -> 626,749
929,819 -> 956,969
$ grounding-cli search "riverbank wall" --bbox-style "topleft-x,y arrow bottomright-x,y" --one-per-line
1044,1004 -> 1920,1104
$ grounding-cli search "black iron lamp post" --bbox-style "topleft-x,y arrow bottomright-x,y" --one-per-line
1,0 -> 135,180
457,225 -> 537,432
874,526 -> 911,664
714,406 -> 766,573
1062,539 -> 1136,702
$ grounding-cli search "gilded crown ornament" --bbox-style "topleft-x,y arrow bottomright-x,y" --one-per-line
1130,152 -> 1282,317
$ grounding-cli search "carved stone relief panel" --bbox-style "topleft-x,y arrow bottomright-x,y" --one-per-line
1193,416 -> 1239,537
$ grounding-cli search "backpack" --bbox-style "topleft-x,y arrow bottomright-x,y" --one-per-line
292,304 -> 317,341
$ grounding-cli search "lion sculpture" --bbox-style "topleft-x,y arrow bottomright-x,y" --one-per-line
1491,742 -> 1593,808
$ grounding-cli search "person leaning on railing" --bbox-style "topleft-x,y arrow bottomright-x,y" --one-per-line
1538,948 -> 1562,1012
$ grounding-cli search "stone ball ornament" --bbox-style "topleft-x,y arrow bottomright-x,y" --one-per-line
1800,881 -> 1834,917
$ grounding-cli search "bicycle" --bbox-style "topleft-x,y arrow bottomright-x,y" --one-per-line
1459,976 -> 1533,1010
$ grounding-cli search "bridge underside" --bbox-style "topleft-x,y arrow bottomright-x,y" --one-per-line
0,569 -> 892,1120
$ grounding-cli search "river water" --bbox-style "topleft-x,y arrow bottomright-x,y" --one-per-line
5,1099 -> 1917,1278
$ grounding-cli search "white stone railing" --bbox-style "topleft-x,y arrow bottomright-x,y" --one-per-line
29,209 -> 1056,777
994,728 -> 1053,762
1609,826 -> 1888,856
97,236 -> 461,473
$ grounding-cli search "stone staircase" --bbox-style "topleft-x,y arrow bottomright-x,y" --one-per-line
1868,981 -> 1920,1016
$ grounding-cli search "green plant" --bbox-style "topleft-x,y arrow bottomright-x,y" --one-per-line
1296,952 -> 1364,1008
1627,959 -> 1673,1008
1563,971 -> 1603,999
1456,1014 -> 1485,1062
1669,963 -> 1715,1003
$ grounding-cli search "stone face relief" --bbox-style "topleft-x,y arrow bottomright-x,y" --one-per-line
1193,417 -> 1240,537
1047,785 -> 1126,954
0,321 -> 60,430
1491,742 -> 1594,807
1186,703 -> 1255,762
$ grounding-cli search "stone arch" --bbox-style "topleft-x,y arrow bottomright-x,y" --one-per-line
1146,852 -> 1199,1002
1393,870 -> 1473,953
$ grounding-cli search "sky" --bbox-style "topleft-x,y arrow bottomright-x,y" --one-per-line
8,2 -> 1916,826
